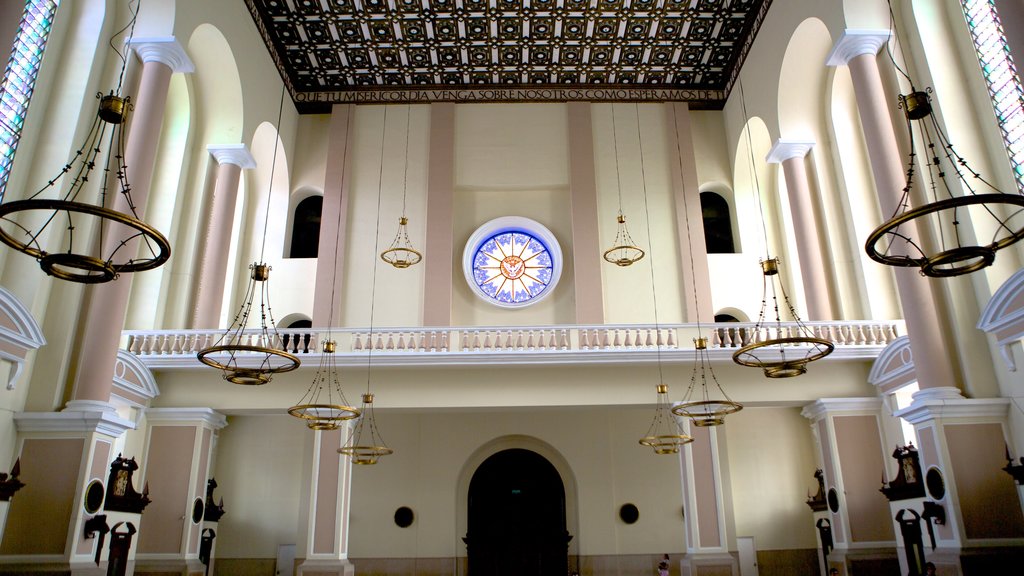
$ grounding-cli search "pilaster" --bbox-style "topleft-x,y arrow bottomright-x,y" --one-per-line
297,424 -> 355,576
802,399 -> 897,573
677,421 -> 736,576
135,409 -> 227,575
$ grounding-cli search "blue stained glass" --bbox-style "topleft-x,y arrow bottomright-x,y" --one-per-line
470,227 -> 557,306
962,0 -> 1024,193
0,0 -> 60,200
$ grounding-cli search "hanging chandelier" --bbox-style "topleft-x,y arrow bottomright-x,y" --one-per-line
603,105 -> 645,267
339,107 -> 394,465
730,83 -> 833,378
0,0 -> 169,283
640,384 -> 693,454
288,340 -> 360,429
627,104 -> 691,454
196,87 -> 300,385
864,87 -> 1024,277
381,106 -> 422,269
672,337 -> 742,426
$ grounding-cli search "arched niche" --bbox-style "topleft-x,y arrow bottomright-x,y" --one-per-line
456,435 -> 579,569
778,18 -> 833,140
699,185 -> 737,254
186,24 -> 243,144
732,116 -> 779,258
286,187 -> 323,259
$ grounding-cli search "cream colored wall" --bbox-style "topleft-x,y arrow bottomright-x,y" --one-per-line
724,407 -> 819,551
212,415 -> 311,558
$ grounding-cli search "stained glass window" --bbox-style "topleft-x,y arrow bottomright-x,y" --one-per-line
0,0 -> 60,201
464,217 -> 562,308
962,0 -> 1024,192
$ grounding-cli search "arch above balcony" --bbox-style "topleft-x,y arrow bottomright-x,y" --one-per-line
0,286 -> 46,390
978,268 -> 1024,371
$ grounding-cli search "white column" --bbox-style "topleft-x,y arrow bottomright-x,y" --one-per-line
192,145 -> 256,328
297,425 -> 355,576
677,421 -> 736,576
70,38 -> 193,409
827,30 -> 958,391
766,140 -> 833,320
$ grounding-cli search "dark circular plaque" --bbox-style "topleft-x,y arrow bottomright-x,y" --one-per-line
84,480 -> 104,514
926,467 -> 946,500
619,503 -> 639,524
192,498 -> 205,524
394,506 -> 414,528
827,488 -> 840,513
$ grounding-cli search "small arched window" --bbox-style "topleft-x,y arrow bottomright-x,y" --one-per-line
700,192 -> 736,254
289,196 -> 322,258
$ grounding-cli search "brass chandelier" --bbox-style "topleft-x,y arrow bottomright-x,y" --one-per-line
0,0 -> 169,283
730,83 -> 833,378
288,112 -> 359,429
631,104 -> 691,454
864,0 -> 1024,278
604,105 -> 645,267
339,107 -> 394,465
197,87 -> 300,385
380,106 -> 422,269
864,87 -> 1024,277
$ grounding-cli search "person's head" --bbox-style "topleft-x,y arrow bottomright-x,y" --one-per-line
829,569 -> 839,576
925,562 -> 936,575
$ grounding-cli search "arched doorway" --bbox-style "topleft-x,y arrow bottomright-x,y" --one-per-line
466,449 -> 570,576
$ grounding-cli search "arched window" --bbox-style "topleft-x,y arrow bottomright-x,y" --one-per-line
289,195 -> 322,258
700,191 -> 736,254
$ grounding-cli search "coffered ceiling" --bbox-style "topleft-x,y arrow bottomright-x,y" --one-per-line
245,0 -> 772,113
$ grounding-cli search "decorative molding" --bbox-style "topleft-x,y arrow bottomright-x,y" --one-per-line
127,37 -> 195,74
826,29 -> 893,67
978,267 -> 1024,371
896,388 -> 1009,425
867,336 -> 916,391
801,398 -> 882,422
145,408 -> 227,430
112,349 -> 159,407
15,409 -> 135,437
766,140 -> 815,164
208,144 -> 257,170
0,287 -> 46,390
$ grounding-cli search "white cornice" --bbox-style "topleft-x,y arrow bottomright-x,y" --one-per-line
801,398 -> 882,422
0,286 -> 46,390
127,37 -> 195,74
826,30 -> 892,67
145,408 -> 227,429
896,387 -> 1009,424
15,409 -> 135,437
208,144 -> 257,169
766,140 -> 815,164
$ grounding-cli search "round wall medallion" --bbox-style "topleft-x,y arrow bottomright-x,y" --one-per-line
926,467 -> 946,500
192,497 -> 205,524
394,506 -> 415,528
84,479 -> 105,514
827,488 -> 840,513
619,503 -> 639,524
463,216 -> 562,308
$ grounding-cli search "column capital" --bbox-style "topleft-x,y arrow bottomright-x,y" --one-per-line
127,37 -> 195,73
766,139 -> 815,164
826,29 -> 892,67
801,398 -> 882,422
208,144 -> 257,169
145,407 -> 228,429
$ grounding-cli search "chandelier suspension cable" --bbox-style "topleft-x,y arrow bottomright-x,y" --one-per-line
196,84 -> 300,384
381,105 -> 422,268
730,79 -> 833,378
669,100 -> 741,426
636,104 -> 692,454
604,104 -> 644,266
287,106 -> 359,428
340,107 -> 393,464
109,0 -> 139,98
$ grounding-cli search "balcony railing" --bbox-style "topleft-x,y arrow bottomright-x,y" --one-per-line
123,320 -> 903,369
